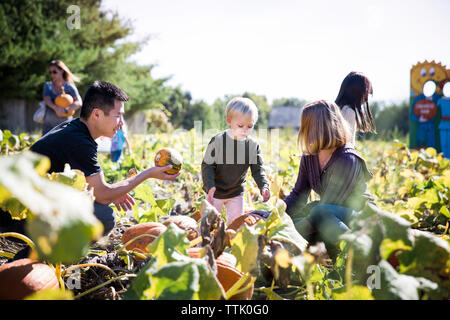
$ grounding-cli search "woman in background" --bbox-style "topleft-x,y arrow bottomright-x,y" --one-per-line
42,60 -> 82,135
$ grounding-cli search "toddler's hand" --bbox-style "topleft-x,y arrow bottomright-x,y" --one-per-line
261,188 -> 270,202
207,187 -> 216,205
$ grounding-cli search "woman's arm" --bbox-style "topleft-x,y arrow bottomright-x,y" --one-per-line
66,84 -> 83,114
284,156 -> 311,216
43,96 -> 68,118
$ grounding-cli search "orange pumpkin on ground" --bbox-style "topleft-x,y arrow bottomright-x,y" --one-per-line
227,213 -> 260,231
216,261 -> 254,300
162,215 -> 199,241
54,86 -> 74,117
0,258 -> 59,300
121,222 -> 167,259
186,248 -> 251,299
154,148 -> 183,175
187,248 -> 237,267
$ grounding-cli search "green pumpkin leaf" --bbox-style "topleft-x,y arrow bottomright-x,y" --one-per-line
147,223 -> 190,268
144,259 -> 223,300
371,260 -> 439,300
0,151 -> 103,264
24,289 -> 74,300
230,223 -> 260,275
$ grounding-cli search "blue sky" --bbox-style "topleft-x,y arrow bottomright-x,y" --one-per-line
101,0 -> 450,105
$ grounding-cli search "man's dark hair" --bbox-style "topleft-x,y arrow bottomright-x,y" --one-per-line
80,81 -> 130,119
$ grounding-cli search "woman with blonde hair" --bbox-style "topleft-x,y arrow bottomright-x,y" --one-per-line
283,100 -> 376,256
42,60 -> 82,134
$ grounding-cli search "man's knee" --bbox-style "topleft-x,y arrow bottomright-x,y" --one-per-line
93,202 -> 116,235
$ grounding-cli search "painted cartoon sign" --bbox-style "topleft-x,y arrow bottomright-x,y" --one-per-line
410,60 -> 450,157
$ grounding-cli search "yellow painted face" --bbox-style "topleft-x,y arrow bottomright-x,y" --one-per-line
411,61 -> 447,96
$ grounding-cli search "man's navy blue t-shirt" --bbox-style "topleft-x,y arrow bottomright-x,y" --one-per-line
30,118 -> 102,176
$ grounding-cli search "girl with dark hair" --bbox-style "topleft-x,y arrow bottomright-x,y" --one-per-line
335,71 -> 377,145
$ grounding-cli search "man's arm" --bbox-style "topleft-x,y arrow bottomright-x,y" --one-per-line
86,165 -> 180,209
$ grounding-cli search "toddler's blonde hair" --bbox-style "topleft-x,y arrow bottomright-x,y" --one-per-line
226,97 -> 258,122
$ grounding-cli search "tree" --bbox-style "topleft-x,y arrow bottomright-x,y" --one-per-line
0,0 -> 169,114
272,97 -> 307,107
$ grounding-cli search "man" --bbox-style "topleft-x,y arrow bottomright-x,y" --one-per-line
31,81 -> 179,235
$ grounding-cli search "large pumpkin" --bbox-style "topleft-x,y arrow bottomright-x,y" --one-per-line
121,222 -> 167,259
0,258 -> 59,300
163,215 -> 199,241
55,86 -> 74,117
154,148 -> 183,175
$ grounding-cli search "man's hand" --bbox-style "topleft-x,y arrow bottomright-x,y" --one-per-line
113,193 -> 135,212
207,187 -> 216,205
147,165 -> 181,180
261,188 -> 270,202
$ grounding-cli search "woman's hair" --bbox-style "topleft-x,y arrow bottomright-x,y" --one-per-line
226,97 -> 258,122
80,81 -> 129,120
298,100 -> 350,155
335,71 -> 376,133
49,60 -> 80,85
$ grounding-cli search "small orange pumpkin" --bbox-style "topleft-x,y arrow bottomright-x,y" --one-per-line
162,215 -> 199,241
55,86 -> 74,117
121,222 -> 167,259
154,148 -> 182,175
0,258 -> 59,300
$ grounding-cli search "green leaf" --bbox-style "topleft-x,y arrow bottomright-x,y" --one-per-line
230,223 -> 260,275
371,260 -> 439,300
440,206 -> 450,219
24,289 -> 74,300
134,183 -> 157,206
379,239 -> 412,261
144,259 -> 223,300
398,230 -> 450,295
331,285 -> 374,300
147,223 -> 191,268
48,163 -> 87,191
266,208 -> 308,254
0,151 -> 103,264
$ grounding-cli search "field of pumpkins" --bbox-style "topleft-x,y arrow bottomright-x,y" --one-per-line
0,128 -> 449,300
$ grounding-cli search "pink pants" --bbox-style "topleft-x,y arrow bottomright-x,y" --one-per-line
212,195 -> 244,226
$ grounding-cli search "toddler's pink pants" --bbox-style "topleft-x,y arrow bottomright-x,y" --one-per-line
212,195 -> 244,226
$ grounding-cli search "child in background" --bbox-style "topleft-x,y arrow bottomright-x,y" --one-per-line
201,97 -> 270,225
335,71 -> 377,145
110,122 -> 131,162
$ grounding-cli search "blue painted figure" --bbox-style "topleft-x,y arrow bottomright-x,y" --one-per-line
438,97 -> 450,158
110,126 -> 131,162
412,93 -> 440,150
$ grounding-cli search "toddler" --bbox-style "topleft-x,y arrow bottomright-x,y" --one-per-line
201,97 -> 270,225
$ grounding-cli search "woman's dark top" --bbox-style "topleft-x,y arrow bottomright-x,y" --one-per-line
284,143 -> 375,216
